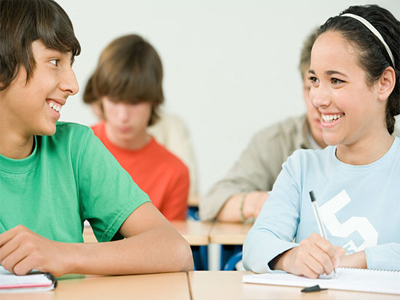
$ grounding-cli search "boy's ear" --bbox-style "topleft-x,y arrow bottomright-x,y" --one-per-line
378,66 -> 396,101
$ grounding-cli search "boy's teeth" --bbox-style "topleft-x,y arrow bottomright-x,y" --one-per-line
49,102 -> 61,112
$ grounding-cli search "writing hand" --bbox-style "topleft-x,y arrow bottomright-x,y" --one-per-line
273,233 -> 346,278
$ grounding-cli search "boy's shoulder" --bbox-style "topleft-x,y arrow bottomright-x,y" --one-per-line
53,121 -> 93,138
56,121 -> 92,132
42,122 -> 94,147
37,122 -> 102,164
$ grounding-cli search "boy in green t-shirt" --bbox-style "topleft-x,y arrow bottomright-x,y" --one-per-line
0,0 -> 193,277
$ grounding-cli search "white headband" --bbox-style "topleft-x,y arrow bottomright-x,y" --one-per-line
342,13 -> 395,68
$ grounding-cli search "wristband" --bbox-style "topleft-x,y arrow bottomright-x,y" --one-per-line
239,192 -> 248,223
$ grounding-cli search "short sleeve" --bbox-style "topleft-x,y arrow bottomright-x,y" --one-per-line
75,128 -> 150,242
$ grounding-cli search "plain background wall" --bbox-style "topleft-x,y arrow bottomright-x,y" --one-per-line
58,0 -> 399,196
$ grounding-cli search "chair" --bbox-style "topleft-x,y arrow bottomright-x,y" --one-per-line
223,251 -> 243,270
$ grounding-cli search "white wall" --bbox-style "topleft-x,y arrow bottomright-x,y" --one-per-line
58,0 -> 399,196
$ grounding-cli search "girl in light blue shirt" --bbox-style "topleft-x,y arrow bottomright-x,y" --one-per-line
243,4 -> 400,278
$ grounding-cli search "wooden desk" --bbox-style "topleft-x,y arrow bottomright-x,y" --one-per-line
170,220 -> 212,246
83,221 -> 250,270
170,220 -> 211,270
3,271 -> 397,299
84,221 -> 251,245
188,271 -> 400,300
83,221 -> 212,246
0,272 -> 190,300
209,222 -> 252,245
188,195 -> 200,207
82,226 -> 97,243
208,222 -> 252,269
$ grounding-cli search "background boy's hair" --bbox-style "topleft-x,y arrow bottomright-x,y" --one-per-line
298,28 -> 319,80
86,34 -> 164,126
0,0 -> 81,91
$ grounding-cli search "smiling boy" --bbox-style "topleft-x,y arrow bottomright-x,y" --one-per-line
0,0 -> 193,276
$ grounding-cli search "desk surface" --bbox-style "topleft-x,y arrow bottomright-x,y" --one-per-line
208,222 -> 252,245
188,195 -> 200,207
2,271 -> 399,299
84,221 -> 253,246
83,221 -> 212,246
83,221 -> 253,246
0,272 -> 190,300
82,226 -> 97,243
188,271 -> 400,300
170,220 -> 212,246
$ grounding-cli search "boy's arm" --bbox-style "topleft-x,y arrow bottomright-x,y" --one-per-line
216,191 -> 269,223
0,202 -> 194,276
73,202 -> 194,275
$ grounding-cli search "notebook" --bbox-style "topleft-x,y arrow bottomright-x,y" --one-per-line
242,267 -> 400,295
0,266 -> 57,293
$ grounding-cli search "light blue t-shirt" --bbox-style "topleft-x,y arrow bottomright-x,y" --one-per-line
243,138 -> 400,273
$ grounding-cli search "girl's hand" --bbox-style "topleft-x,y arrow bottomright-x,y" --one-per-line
272,233 -> 346,278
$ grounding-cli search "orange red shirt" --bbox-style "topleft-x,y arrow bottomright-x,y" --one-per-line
92,122 -> 189,220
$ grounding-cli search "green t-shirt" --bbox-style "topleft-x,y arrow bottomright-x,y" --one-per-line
0,122 -> 150,242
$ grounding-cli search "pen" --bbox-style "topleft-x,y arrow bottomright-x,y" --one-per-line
309,190 -> 337,279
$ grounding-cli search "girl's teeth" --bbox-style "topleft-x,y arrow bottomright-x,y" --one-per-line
323,114 -> 342,122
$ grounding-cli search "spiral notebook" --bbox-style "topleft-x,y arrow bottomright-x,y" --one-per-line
0,266 -> 57,293
243,267 -> 400,295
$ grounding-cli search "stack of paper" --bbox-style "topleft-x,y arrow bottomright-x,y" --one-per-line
0,266 -> 57,293
243,267 -> 400,295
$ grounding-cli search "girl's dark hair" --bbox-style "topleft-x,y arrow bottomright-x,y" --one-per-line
0,0 -> 81,91
317,5 -> 400,134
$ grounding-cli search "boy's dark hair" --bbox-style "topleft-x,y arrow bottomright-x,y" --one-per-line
317,4 -> 400,134
86,34 -> 164,126
0,0 -> 81,91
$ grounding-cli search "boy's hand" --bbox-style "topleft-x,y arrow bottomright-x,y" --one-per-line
0,225 -> 69,277
273,233 -> 346,278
